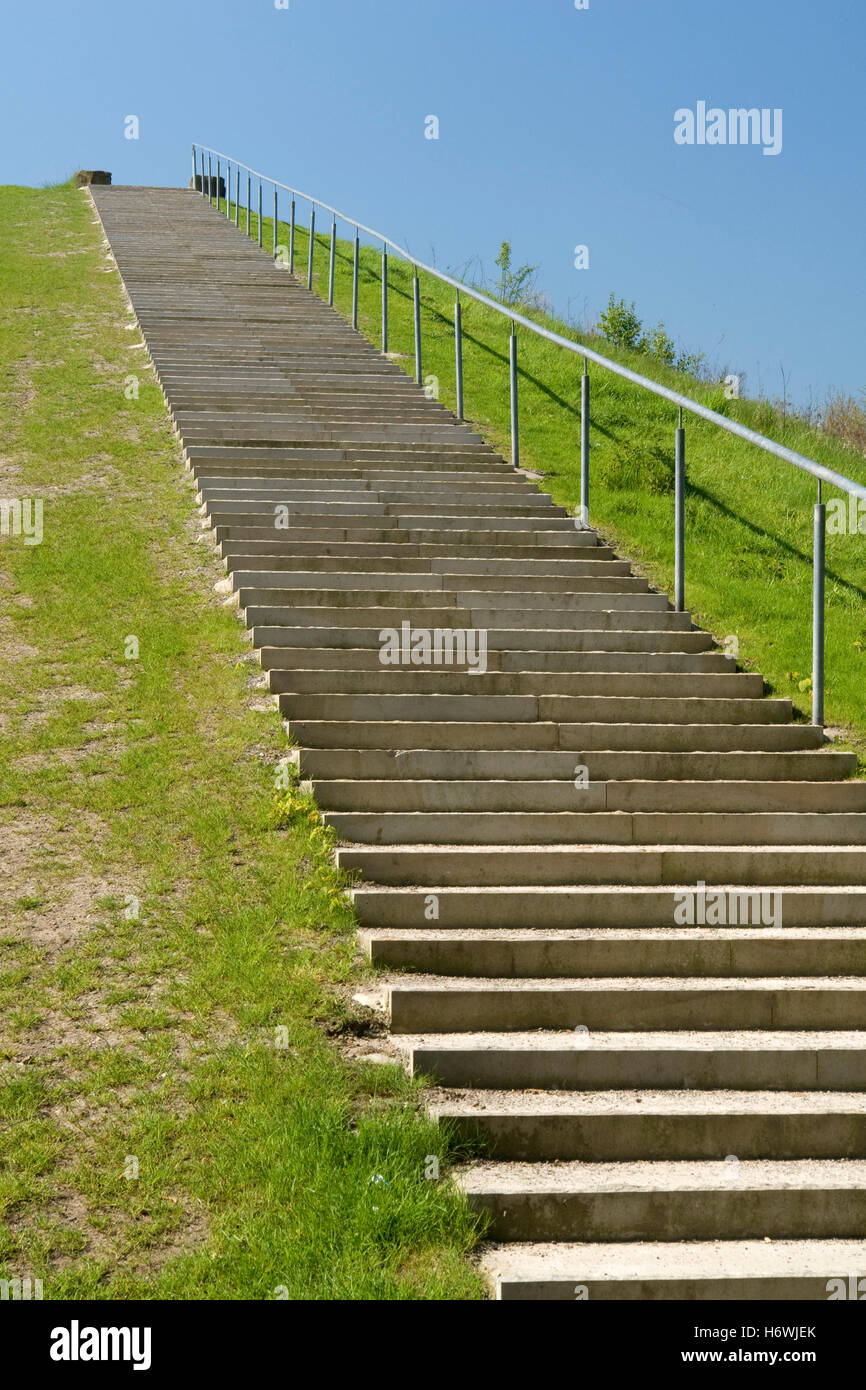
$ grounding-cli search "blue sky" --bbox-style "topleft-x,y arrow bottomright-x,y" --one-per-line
3,0 -> 864,407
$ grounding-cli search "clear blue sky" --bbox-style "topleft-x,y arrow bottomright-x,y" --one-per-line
3,0 -> 864,408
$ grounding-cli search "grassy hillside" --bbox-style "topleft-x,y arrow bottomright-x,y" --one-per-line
0,183 -> 483,1300
238,194 -> 866,759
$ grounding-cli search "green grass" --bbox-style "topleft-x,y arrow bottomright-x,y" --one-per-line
230,190 -> 866,760
0,182 -> 484,1300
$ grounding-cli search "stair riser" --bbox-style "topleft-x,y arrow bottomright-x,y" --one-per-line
390,987 -> 866,1033
411,1047 -> 865,1090
468,1190 -> 866,1243
300,749 -> 844,778
271,673 -> 760,698
341,847 -> 864,887
281,696 -> 784,723
292,722 -> 824,752
363,934 -> 866,977
315,781 -> 866,812
257,623 -> 701,648
441,1112 -> 866,1161
495,1275 -> 841,1301
328,811 -> 866,845
239,575 -> 651,596
258,649 -> 733,674
352,889 -> 866,928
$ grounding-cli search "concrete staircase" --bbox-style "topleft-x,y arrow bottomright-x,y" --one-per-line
90,185 -> 866,1301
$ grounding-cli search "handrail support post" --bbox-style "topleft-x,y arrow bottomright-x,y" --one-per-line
580,359 -> 590,527
413,271 -> 422,384
509,323 -> 519,468
813,481 -> 826,727
675,408 -> 686,612
328,218 -> 337,304
307,204 -> 316,288
455,296 -> 464,420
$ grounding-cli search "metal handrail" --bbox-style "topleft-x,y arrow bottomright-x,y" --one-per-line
190,142 -> 866,727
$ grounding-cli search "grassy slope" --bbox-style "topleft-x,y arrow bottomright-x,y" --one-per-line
0,183 -> 483,1300
238,195 -> 866,759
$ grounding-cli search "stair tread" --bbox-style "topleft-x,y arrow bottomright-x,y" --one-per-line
459,1158 -> 866,1192
431,1088 -> 866,1116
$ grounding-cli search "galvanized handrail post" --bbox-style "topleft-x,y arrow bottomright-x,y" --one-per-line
273,188 -> 279,258
675,408 -> 686,612
381,244 -> 388,353
191,145 -> 196,186
307,204 -> 316,288
352,230 -> 360,328
328,218 -> 337,305
813,481 -> 826,726
289,198 -> 296,273
579,359 -> 590,527
207,153 -> 213,204
225,162 -> 231,216
509,323 -> 519,468
258,182 -> 263,248
455,296 -> 464,420
413,270 -> 422,385
246,175 -> 251,236
235,167 -> 240,226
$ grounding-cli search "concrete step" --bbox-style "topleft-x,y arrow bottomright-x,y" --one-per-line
360,927 -> 866,977
291,721 -> 825,752
460,1158 -> 866,1242
235,571 -> 652,596
279,694 -> 787,724
328,809 -> 866,846
315,778 -> 866,812
254,625 -> 715,652
248,609 -> 696,634
300,747 -> 852,780
403,1029 -> 866,1089
340,843 -> 866,886
480,1239 -> 866,1300
258,647 -> 733,674
431,1089 -> 866,1160
387,976 -> 866,1032
228,555 -> 633,580
271,670 -> 762,699
223,535 -> 617,560
351,885 -> 866,928
238,585 -> 670,612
